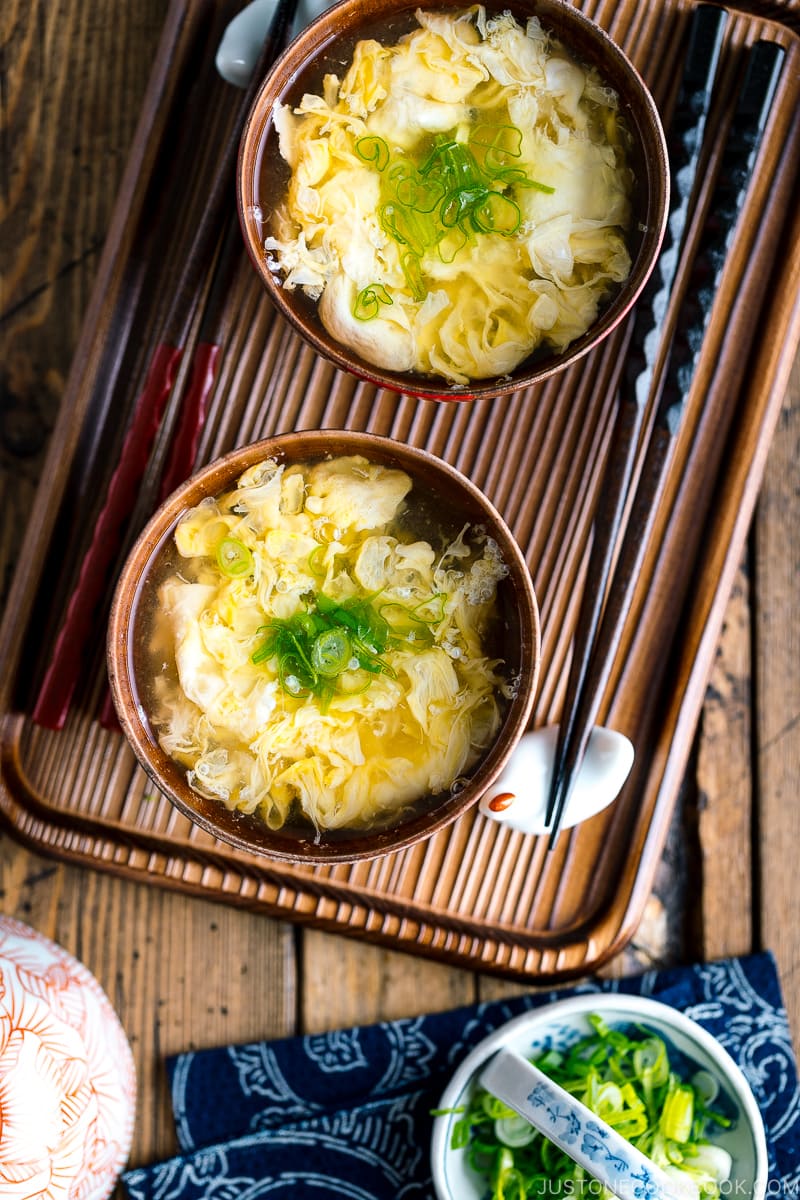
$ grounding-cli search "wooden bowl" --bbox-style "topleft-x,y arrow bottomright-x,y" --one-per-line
237,0 -> 669,401
107,430 -> 540,863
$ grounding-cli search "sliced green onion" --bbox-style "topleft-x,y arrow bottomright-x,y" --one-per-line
251,634 -> 276,664
215,537 -> 254,578
471,191 -> 521,235
536,1049 -> 564,1072
391,169 -> 444,213
308,544 -> 327,576
515,176 -> 556,194
362,125 -> 552,280
295,612 -> 321,638
439,185 -> 482,227
355,134 -> 389,171
380,204 -> 427,257
494,1163 -> 528,1200
439,1014 -> 733,1200
311,628 -> 352,678
400,251 -> 426,301
681,1144 -> 733,1184
482,1093 -> 517,1120
660,1083 -> 694,1143
378,607 -> 434,647
437,224 -> 468,264
450,1116 -> 471,1149
471,124 -> 524,159
278,655 -> 311,697
635,1035 -> 670,1118
353,283 -> 393,321
494,1115 -> 536,1148
250,588 -> 430,700
691,1070 -> 719,1106
287,629 -> 316,676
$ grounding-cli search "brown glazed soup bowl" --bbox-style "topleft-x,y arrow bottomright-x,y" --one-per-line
107,430 -> 540,863
237,0 -> 669,401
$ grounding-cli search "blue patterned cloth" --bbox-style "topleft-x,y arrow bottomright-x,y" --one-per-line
123,953 -> 799,1199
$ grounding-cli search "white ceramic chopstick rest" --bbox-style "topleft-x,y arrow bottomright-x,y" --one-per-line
479,725 -> 634,836
479,1048 -> 692,1200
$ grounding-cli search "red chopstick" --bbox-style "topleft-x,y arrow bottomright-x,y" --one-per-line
96,220 -> 243,730
155,215 -> 245,505
93,338 -> 221,732
32,344 -> 183,729
33,0 -> 298,731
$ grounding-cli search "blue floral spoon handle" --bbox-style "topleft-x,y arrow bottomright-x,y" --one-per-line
480,1048 -> 692,1200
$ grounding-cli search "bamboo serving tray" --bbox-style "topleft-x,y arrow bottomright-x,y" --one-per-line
1,0 -> 799,982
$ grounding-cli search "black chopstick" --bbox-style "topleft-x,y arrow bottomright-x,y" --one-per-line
32,0 -> 298,731
544,4 -> 729,833
546,37 -> 786,848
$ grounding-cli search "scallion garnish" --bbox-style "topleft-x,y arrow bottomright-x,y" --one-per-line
215,537 -> 254,578
310,628 -> 352,678
441,1016 -> 735,1200
355,134 -> 390,172
353,124 -> 554,317
251,587 -> 445,704
353,283 -> 393,321
400,251 -> 426,302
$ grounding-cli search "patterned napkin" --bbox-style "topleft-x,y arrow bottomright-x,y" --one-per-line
123,952 -> 799,1199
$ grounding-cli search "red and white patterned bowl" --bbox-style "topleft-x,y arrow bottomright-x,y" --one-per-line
0,915 -> 136,1200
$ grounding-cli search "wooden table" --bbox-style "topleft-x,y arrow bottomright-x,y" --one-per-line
1,0 -> 798,1179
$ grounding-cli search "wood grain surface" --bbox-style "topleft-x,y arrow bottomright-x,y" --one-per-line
1,0 -> 798,1181
755,353 -> 800,1001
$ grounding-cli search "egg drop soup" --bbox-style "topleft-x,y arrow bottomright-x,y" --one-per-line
261,6 -> 634,384
134,455 -> 512,835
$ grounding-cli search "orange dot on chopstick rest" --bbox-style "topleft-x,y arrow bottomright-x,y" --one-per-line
487,792 -> 516,812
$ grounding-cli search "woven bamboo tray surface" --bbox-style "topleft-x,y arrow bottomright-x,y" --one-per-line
1,0 -> 799,981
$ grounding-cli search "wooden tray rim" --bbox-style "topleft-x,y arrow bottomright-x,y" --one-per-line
1,0 -> 799,982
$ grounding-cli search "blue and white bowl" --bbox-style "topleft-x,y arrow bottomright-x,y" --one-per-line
430,994 -> 768,1200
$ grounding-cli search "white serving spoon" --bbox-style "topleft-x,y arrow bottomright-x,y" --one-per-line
480,1048 -> 694,1200
479,725 -> 634,837
216,0 -> 336,85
